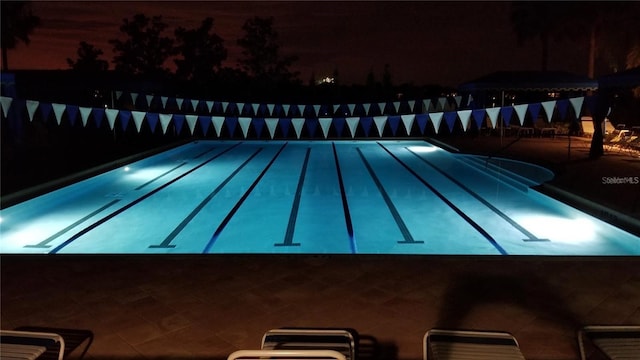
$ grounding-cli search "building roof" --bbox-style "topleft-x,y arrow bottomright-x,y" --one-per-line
458,71 -> 598,92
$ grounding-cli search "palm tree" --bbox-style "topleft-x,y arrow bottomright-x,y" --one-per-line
1,1 -> 41,71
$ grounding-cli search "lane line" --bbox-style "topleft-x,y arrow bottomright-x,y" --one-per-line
24,199 -> 121,248
405,146 -> 549,242
150,148 -> 264,248
276,147 -> 311,247
135,162 -> 187,190
203,142 -> 288,253
356,148 -> 423,244
49,142 -> 243,254
332,142 -> 357,254
377,142 -> 508,255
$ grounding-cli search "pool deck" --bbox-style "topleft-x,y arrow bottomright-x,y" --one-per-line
1,135 -> 640,360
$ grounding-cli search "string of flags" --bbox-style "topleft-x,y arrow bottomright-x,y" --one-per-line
1,95 -> 596,139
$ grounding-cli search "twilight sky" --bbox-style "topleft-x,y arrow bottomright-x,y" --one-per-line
4,1 -> 593,88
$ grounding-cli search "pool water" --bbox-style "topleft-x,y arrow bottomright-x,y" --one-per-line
1,140 -> 638,255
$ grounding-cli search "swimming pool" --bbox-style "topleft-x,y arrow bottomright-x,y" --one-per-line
1,140 -> 638,255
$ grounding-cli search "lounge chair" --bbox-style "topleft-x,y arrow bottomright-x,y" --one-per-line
227,349 -> 347,360
0,329 -> 65,360
10,326 -> 93,359
423,329 -> 526,360
577,325 -> 640,360
261,328 -> 357,360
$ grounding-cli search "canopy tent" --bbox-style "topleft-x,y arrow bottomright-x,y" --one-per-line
458,71 -> 598,92
598,66 -> 640,89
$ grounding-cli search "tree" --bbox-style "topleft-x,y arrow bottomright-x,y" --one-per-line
1,1 -> 40,71
109,13 -> 175,76
67,41 -> 109,71
174,17 -> 227,81
237,16 -> 299,84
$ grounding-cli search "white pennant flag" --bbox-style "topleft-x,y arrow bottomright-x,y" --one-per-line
319,118 -> 332,138
346,117 -> 359,138
105,108 -> 119,130
26,100 -> 39,122
513,104 -> 529,126
145,95 -> 153,108
408,100 -> 416,112
292,118 -> 305,139
79,106 -> 92,127
363,103 -> 371,116
185,115 -> 198,135
437,97 -> 447,111
423,99 -> 432,113
267,104 -> 276,116
132,111 -> 146,133
212,116 -> 225,137
457,110 -> 472,131
265,118 -> 279,139
297,104 -> 304,117
348,104 -> 356,116
283,104 -> 290,117
206,101 -> 214,113
115,91 -> 123,100
374,116 -> 387,137
176,98 -> 184,110
378,102 -> 386,114
0,96 -> 13,117
159,113 -> 172,134
239,117 -> 252,138
541,100 -> 557,122
569,97 -> 584,120
191,99 -> 200,112
485,107 -> 501,128
401,114 -> 415,134
429,112 -> 443,134
52,103 -> 66,125
333,104 -> 341,114
161,96 -> 168,109
313,104 -> 321,117
393,101 -> 400,113
454,95 -> 462,108
251,103 -> 260,116
130,92 -> 138,105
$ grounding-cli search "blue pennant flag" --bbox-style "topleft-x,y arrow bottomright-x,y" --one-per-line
173,114 -> 186,135
527,103 -> 542,123
388,116 -> 401,136
39,102 -> 52,123
225,117 -> 238,137
500,106 -> 514,126
306,118 -> 318,137
198,115 -> 211,135
556,99 -> 570,120
415,114 -> 428,134
92,107 -> 105,128
332,117 -> 345,137
66,105 -> 79,127
146,112 -> 159,133
472,109 -> 486,128
360,117 -> 373,137
444,112 -> 458,132
279,118 -> 291,137
119,110 -> 132,132
252,118 -> 265,138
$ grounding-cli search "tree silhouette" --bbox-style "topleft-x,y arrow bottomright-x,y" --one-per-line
109,13 -> 175,76
67,41 -> 109,71
174,17 -> 227,81
237,16 -> 299,84
1,1 -> 40,71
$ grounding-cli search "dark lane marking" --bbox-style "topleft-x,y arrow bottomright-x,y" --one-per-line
49,143 -> 243,254
276,147 -> 311,247
150,148 -> 264,248
356,148 -> 423,244
377,142 -> 508,255
203,142 -> 288,253
24,200 -> 121,248
332,142 -> 357,254
135,162 -> 187,190
405,146 -> 550,242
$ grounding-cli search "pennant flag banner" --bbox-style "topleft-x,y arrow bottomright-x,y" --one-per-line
346,117 -> 359,138
225,117 -> 238,137
443,112 -> 458,132
173,114 -> 185,135
40,103 -> 52,123
429,112 -> 443,134
500,106 -> 514,126
198,115 -> 211,135
146,95 -> 154,108
52,103 -> 66,125
374,116 -> 387,137
92,107 -> 104,129
66,105 -> 79,127
541,100 -> 556,123
527,103 -> 542,124
132,111 -> 146,133
569,97 -> 584,120
0,96 -> 13,117
266,118 -> 279,139
252,118 -> 265,138
26,100 -> 39,122
360,116 -> 373,137
472,109 -> 486,129
457,110 -> 472,131
416,114 -> 428,134
292,118 -> 305,139
333,117 -> 345,137
147,112 -> 159,133
401,114 -> 415,135
186,114 -> 199,135
279,118 -> 291,138
388,116 -> 401,136
159,113 -> 172,134
212,116 -> 225,137
319,118 -> 332,138
79,106 -> 92,127
513,104 -> 528,126
556,99 -> 570,120
119,110 -> 132,132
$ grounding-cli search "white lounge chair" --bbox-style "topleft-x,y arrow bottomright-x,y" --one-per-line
228,349 -> 347,360
423,329 -> 526,360
578,325 -> 640,360
0,329 -> 65,360
261,328 -> 357,360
